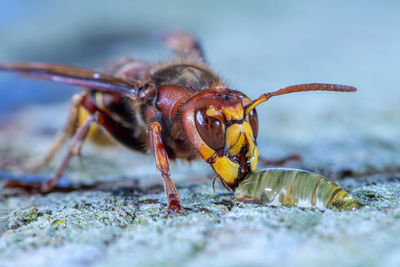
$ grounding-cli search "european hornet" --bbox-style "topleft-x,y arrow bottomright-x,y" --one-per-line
0,31 -> 356,214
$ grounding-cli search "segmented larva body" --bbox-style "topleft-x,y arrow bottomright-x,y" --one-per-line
235,168 -> 362,210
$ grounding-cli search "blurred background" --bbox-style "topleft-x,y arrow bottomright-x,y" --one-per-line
0,0 -> 399,171
1,0 -> 398,108
1,2 -> 400,266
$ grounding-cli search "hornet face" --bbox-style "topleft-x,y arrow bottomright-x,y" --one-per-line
181,88 -> 259,189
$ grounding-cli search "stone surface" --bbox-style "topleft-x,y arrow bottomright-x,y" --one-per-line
1,95 -> 400,267
1,1 -> 400,267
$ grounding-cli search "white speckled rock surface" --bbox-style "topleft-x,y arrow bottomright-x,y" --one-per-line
1,1 -> 400,267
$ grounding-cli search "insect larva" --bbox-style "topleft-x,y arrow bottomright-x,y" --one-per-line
235,168 -> 362,210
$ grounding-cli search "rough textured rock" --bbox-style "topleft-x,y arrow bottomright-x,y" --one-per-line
1,1 -> 400,267
1,89 -> 399,267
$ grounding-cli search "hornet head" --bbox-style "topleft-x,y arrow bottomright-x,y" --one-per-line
181,87 -> 259,189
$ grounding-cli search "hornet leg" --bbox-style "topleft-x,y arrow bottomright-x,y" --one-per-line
6,112 -> 98,193
25,93 -> 84,172
148,121 -> 182,214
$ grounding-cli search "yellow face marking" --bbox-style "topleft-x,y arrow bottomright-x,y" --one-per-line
225,124 -> 245,155
242,121 -> 255,156
225,121 -> 255,157
222,103 -> 243,121
206,103 -> 244,122
206,107 -> 224,121
196,138 -> 216,160
249,147 -> 258,171
211,156 -> 239,186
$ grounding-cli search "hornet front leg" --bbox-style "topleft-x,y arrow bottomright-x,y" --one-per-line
148,121 -> 182,214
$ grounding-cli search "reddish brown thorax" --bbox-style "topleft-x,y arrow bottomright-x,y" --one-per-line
157,85 -> 193,121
